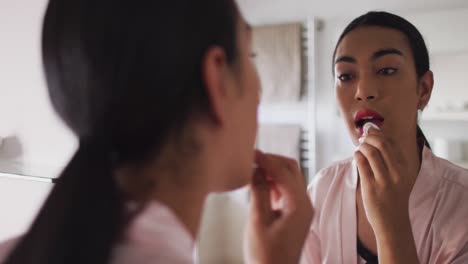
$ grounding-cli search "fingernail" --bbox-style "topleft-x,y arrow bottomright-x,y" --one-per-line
358,137 -> 365,144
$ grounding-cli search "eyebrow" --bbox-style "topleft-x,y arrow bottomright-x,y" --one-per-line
335,48 -> 404,64
335,55 -> 356,64
372,48 -> 403,60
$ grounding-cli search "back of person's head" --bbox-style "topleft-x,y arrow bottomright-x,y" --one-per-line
333,11 -> 431,149
4,0 -> 242,263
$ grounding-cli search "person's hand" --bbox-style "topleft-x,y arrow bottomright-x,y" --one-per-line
355,126 -> 420,263
354,127 -> 417,232
244,151 -> 313,264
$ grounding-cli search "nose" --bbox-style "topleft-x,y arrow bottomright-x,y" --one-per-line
355,77 -> 378,101
356,95 -> 376,101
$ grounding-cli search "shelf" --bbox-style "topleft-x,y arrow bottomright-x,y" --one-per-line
421,111 -> 468,122
0,172 -> 55,183
454,162 -> 468,170
0,160 -> 60,182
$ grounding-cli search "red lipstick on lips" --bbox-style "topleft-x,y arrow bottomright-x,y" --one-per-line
354,109 -> 384,137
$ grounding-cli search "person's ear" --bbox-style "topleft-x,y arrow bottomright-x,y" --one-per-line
417,70 -> 434,110
202,46 -> 231,126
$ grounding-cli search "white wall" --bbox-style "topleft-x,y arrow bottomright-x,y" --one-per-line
0,0 -> 76,242
428,52 -> 468,112
0,0 -> 77,173
407,9 -> 468,54
0,177 -> 52,241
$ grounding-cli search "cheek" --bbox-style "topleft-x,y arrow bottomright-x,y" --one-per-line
336,87 -> 358,132
243,62 -> 261,116
236,67 -> 259,142
336,87 -> 352,114
248,63 -> 261,104
389,80 -> 419,110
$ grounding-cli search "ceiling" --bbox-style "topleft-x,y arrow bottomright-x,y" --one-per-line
237,0 -> 468,23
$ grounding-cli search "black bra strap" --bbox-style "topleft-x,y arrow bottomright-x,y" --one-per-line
357,238 -> 379,264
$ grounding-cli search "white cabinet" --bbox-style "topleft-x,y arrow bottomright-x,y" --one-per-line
0,175 -> 52,242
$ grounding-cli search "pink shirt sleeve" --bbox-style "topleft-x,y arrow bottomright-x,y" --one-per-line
302,167 -> 336,264
302,229 -> 321,263
0,236 -> 21,262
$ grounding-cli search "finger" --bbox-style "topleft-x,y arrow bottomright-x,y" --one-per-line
256,152 -> 303,188
360,134 -> 402,180
256,153 -> 305,213
356,143 -> 389,184
353,150 -> 375,190
364,124 -> 382,137
249,168 -> 273,226
271,195 -> 313,237
269,181 -> 283,210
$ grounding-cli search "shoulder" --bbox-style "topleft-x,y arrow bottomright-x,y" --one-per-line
435,157 -> 468,191
307,158 -> 354,211
0,236 -> 22,263
111,202 -> 194,264
308,158 -> 353,193
426,153 -> 468,247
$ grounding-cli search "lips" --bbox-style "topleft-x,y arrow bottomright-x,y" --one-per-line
354,109 -> 384,137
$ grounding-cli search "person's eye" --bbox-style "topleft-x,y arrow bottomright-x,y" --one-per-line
250,52 -> 257,59
377,67 -> 398,76
337,73 -> 353,82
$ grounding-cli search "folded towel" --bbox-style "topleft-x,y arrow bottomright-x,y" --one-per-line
252,23 -> 303,103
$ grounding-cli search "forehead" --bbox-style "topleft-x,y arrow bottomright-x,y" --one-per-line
336,26 -> 412,59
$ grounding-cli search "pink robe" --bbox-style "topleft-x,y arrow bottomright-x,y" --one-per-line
303,146 -> 468,263
0,201 -> 195,264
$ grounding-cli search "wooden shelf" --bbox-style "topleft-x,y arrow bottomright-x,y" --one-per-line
0,160 -> 60,182
0,172 -> 55,183
421,111 -> 468,122
454,161 -> 468,170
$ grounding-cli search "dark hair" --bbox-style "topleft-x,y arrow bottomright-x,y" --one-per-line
4,0 -> 239,263
333,11 -> 431,149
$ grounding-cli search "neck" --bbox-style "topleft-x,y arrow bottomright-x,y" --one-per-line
118,154 -> 213,239
151,184 -> 207,239
124,125 -> 225,239
144,146 -> 220,239
399,134 -> 423,181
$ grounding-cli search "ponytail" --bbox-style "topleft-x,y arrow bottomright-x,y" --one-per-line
417,125 -> 431,150
4,138 -> 126,264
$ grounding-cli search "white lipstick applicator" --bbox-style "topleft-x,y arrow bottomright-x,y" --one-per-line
363,122 -> 380,137
353,122 -> 382,182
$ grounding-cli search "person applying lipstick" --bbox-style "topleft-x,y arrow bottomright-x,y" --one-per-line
303,11 -> 468,264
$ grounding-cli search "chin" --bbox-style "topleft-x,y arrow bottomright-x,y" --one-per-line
215,167 -> 252,193
222,176 -> 251,192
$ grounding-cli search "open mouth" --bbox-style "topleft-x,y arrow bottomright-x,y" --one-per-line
354,109 -> 384,136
